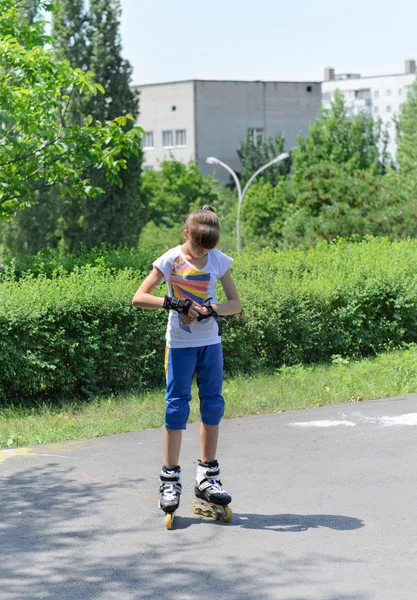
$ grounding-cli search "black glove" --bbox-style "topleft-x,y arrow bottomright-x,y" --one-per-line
163,295 -> 193,314
197,298 -> 222,336
196,297 -> 218,321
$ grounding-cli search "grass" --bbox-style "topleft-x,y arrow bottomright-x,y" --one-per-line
1,346 -> 417,449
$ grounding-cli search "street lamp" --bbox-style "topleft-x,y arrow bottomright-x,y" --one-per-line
206,153 -> 289,250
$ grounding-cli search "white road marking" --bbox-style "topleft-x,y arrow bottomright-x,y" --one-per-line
290,420 -> 357,428
289,412 -> 417,429
353,412 -> 417,427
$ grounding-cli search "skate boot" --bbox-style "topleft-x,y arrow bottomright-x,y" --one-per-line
159,465 -> 182,529
192,460 -> 232,522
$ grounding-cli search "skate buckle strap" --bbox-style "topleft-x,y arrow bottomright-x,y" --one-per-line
205,468 -> 220,477
199,477 -> 223,492
160,474 -> 180,483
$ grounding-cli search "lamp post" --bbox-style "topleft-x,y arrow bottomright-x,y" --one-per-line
206,153 -> 289,251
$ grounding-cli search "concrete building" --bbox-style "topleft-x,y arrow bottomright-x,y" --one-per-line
137,79 -> 321,182
322,60 -> 417,157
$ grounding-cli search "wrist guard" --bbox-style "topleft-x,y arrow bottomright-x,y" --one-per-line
196,298 -> 218,321
163,295 -> 193,314
197,298 -> 222,336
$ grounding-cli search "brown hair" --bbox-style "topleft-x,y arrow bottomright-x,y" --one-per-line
185,205 -> 219,249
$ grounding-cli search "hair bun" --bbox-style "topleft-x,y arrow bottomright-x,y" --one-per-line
201,204 -> 216,214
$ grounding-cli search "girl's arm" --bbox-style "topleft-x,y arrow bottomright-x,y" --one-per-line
132,267 -> 165,309
213,269 -> 241,316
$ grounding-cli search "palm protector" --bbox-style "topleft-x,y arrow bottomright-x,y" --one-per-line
163,295 -> 193,314
197,298 -> 222,336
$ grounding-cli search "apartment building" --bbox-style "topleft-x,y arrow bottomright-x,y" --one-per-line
137,79 -> 321,182
322,60 -> 416,157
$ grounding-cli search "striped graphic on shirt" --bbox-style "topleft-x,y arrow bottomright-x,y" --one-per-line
171,256 -> 210,304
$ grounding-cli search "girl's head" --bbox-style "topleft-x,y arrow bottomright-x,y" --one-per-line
184,205 -> 219,256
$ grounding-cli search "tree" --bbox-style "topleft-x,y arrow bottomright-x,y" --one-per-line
240,180 -> 292,247
292,90 -> 390,182
396,79 -> 417,198
141,160 -> 220,229
50,0 -> 143,249
236,132 -> 291,187
0,0 -> 143,221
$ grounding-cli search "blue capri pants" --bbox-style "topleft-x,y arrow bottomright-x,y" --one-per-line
164,343 -> 225,430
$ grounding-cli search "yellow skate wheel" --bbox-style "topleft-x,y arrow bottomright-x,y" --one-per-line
165,513 -> 173,530
222,507 -> 232,522
213,513 -> 221,520
192,500 -> 202,515
203,510 -> 212,517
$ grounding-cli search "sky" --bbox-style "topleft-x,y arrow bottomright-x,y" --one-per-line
120,0 -> 417,85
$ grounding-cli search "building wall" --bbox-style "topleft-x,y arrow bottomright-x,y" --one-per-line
322,73 -> 416,158
195,81 -> 321,182
137,81 -> 195,170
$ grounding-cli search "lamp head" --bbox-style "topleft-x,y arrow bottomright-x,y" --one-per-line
272,152 -> 290,164
206,157 -> 220,165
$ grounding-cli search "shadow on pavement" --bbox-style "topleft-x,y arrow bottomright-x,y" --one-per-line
0,464 -> 368,600
231,512 -> 364,532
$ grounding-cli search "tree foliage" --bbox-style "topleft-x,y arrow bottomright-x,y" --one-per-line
292,90 -> 389,181
396,79 -> 417,197
0,0 -> 143,221
237,132 -> 292,187
239,90 -> 413,248
141,161 -> 220,229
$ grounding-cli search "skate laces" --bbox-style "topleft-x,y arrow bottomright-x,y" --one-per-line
207,475 -> 224,493
161,481 -> 182,500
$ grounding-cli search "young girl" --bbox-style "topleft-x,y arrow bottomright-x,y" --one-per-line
132,205 -> 241,522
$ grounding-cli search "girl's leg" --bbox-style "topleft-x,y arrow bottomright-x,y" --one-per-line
196,344 -> 224,460
164,428 -> 183,467
164,347 -> 197,464
200,423 -> 219,462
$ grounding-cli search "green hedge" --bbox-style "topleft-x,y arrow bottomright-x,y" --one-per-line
2,238 -> 417,400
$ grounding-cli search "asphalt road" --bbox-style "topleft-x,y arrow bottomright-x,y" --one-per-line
1,395 -> 417,600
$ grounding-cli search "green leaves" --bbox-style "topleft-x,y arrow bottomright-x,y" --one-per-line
3,239 -> 417,399
0,0 -> 143,218
237,132 -> 291,188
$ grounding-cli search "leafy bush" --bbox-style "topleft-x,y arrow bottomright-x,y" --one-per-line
0,245 -> 156,281
3,238 -> 417,401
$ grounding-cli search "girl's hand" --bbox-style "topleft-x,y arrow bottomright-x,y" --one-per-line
180,314 -> 197,326
180,303 -> 208,325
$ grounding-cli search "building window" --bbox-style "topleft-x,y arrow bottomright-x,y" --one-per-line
306,85 -> 312,92
143,131 -> 154,148
374,90 -> 379,98
386,89 -> 391,97
399,88 -> 403,96
386,105 -> 392,113
323,92 -> 331,102
175,129 -> 187,147
374,106 -> 379,115
162,130 -> 174,148
248,127 -> 264,147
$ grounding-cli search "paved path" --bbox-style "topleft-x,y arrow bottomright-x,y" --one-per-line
1,395 -> 417,599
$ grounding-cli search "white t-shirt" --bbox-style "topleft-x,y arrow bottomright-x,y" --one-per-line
153,245 -> 233,348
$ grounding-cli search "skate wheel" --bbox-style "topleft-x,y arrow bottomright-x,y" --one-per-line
192,500 -> 202,515
213,513 -> 221,520
222,507 -> 232,522
203,510 -> 212,517
165,513 -> 174,530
